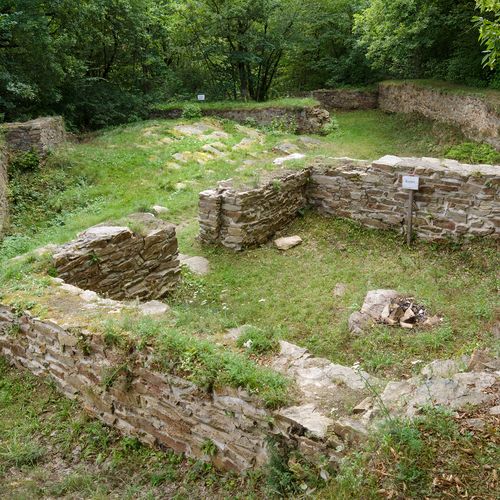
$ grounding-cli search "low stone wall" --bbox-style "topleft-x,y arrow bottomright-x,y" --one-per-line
199,156 -> 499,249
312,89 -> 378,110
309,156 -> 498,240
53,214 -> 181,300
379,82 -> 500,149
0,145 -> 8,236
0,305 -> 337,472
151,106 -> 330,135
3,116 -> 66,156
199,170 -> 311,251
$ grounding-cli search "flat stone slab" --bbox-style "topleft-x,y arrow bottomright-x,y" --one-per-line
277,404 -> 333,439
179,254 -> 210,275
139,300 -> 170,316
173,123 -> 212,136
274,236 -> 303,251
273,153 -> 306,165
152,205 -> 169,215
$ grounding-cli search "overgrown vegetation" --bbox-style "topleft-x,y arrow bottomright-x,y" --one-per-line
1,113 -> 498,498
0,358 -> 269,498
326,406 -> 500,498
98,316 -> 290,408
445,141 -> 500,164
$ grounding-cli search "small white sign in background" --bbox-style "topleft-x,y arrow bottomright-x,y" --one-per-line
197,94 -> 206,101
402,175 -> 420,191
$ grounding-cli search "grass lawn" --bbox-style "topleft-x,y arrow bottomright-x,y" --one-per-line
1,109 -> 498,498
153,97 -> 320,111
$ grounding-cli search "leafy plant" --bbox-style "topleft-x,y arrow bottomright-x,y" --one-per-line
445,141 -> 500,164
9,149 -> 40,174
322,116 -> 340,135
201,439 -> 218,457
181,103 -> 202,119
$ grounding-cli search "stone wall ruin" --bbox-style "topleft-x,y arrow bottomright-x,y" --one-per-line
378,82 -> 500,150
199,170 -> 310,251
3,116 -> 66,156
151,106 -> 330,135
312,88 -> 379,110
199,156 -> 499,250
1,303 -> 498,472
53,213 -> 181,300
0,305 -> 338,472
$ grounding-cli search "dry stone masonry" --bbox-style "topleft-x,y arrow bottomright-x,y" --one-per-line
53,213 -> 181,300
199,156 -> 499,250
152,106 -> 330,135
0,301 -> 498,472
199,169 -> 310,250
0,305 -> 340,472
312,88 -> 379,110
378,82 -> 500,150
3,116 -> 66,156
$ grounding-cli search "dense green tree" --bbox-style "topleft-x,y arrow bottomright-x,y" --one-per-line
354,0 -> 495,85
1,0 -> 499,128
475,0 -> 500,69
172,0 -> 303,101
279,0 -> 376,91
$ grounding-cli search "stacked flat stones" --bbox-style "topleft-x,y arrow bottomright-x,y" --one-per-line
3,116 -> 66,156
199,169 -> 310,251
53,213 -> 180,300
151,106 -> 330,134
199,156 -> 499,251
313,88 -> 379,110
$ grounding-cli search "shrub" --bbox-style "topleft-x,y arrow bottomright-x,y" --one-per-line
445,142 -> 500,164
322,116 -> 340,136
181,103 -> 202,119
267,115 -> 298,134
9,149 -> 40,174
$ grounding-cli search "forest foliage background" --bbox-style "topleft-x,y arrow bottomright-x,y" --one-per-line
0,0 -> 499,129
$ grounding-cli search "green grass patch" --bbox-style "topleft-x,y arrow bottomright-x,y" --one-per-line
154,97 -> 320,112
99,316 -> 290,408
325,406 -> 500,499
236,326 -> 280,355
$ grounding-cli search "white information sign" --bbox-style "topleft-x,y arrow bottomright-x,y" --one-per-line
197,94 -> 206,101
402,175 -> 419,191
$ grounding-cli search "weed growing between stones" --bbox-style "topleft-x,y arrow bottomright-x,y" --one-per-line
0,359 -> 270,498
326,405 -> 500,499
265,436 -> 327,496
97,316 -> 291,408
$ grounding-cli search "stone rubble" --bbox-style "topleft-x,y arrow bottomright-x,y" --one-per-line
348,289 -> 442,334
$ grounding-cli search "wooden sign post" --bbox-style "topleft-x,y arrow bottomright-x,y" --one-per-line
402,175 -> 419,246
